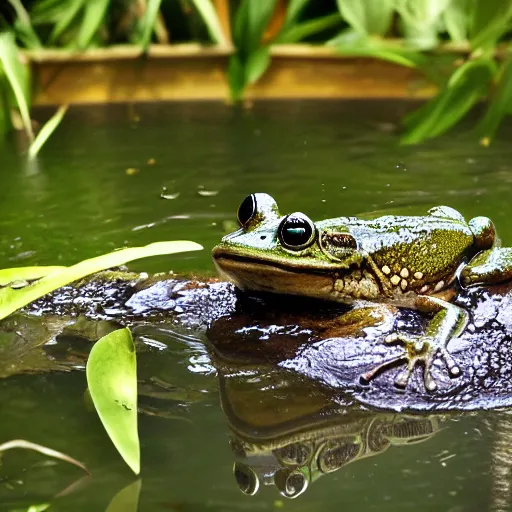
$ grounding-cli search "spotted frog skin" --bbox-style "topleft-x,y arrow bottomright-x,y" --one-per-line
212,193 -> 512,392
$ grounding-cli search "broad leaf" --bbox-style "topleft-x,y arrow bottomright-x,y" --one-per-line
336,0 -> 394,36
282,0 -> 312,30
0,241 -> 203,321
9,0 -> 42,49
228,54 -> 246,101
28,105 -> 68,159
86,328 -> 139,474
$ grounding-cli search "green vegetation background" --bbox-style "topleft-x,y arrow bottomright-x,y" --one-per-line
1,0 -> 512,149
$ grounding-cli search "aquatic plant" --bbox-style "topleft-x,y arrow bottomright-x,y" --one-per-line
2,0 -> 512,146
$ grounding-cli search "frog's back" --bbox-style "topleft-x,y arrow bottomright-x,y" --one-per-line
320,210 -> 475,294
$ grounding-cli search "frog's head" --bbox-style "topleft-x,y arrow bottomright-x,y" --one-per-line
212,194 -> 364,299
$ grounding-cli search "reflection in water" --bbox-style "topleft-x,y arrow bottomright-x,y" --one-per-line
232,413 -> 440,499
216,363 -> 442,499
491,412 -> 512,512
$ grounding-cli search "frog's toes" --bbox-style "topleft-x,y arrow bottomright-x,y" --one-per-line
362,331 -> 462,392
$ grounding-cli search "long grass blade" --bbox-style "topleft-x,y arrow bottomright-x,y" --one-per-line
8,0 -> 42,49
276,13 -> 342,43
0,439 -> 89,474
190,0 -> 228,46
137,0 -> 163,52
0,32 -> 33,141
28,105 -> 68,160
76,0 -> 110,49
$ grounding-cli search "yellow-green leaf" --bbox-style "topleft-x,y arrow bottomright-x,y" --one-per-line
86,328 -> 139,474
105,479 -> 142,512
0,241 -> 203,321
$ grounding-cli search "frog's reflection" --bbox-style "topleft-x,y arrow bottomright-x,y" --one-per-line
216,362 -> 442,499
231,413 -> 440,499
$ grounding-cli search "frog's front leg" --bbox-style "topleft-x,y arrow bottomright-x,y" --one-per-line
461,247 -> 512,287
361,296 -> 467,392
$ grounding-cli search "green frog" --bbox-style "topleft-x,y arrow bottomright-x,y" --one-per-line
212,193 -> 512,392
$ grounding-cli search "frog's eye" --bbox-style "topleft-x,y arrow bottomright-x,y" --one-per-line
237,194 -> 257,227
278,213 -> 316,250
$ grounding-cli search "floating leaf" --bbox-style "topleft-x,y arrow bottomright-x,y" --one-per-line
0,241 -> 203,321
86,328 -> 139,474
402,57 -> 495,144
0,31 -> 33,141
0,439 -> 88,474
28,105 -> 68,159
190,0 -> 228,46
106,479 -> 142,512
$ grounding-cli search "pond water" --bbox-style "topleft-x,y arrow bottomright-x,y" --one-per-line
1,101 -> 512,511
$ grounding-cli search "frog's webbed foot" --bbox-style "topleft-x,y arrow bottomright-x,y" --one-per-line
360,332 -> 461,392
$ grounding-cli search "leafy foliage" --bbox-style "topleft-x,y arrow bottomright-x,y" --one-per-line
86,328 -> 139,474
3,0 -> 512,143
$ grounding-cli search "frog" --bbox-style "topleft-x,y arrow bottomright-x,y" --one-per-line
212,193 -> 512,392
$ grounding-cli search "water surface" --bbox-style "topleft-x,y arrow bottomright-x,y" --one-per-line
1,101 -> 512,511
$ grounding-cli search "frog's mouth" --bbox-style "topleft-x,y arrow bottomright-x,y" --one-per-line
212,249 -> 336,298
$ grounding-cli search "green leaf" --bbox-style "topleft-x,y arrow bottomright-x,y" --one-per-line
246,46 -> 270,84
402,57 -> 495,144
336,0 -> 394,36
233,0 -> 277,54
106,479 -> 142,512
136,0 -> 163,52
0,31 -> 33,141
49,0 -> 84,44
86,328 -> 139,474
331,34 -> 426,68
470,0 -> 512,51
28,105 -> 68,159
443,0 -> 471,42
282,0 -> 312,29
0,265 -> 66,286
275,13 -> 342,43
228,53 -> 246,101
189,0 -> 228,46
0,241 -> 203,321
395,0 -> 450,49
76,0 -> 110,49
9,0 -> 42,49
477,56 -> 512,141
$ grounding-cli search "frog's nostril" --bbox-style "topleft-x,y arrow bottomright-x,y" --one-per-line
260,235 -> 267,240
